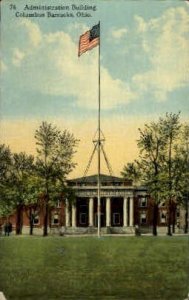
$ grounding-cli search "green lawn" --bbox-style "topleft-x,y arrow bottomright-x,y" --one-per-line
0,236 -> 188,300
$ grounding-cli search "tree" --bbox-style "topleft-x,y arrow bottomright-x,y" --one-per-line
181,125 -> 189,233
159,113 -> 181,235
35,122 -> 78,236
10,152 -> 35,234
136,121 -> 167,236
0,145 -> 14,220
121,162 -> 141,185
0,144 -> 43,235
173,124 -> 189,233
123,121 -> 167,236
0,147 -> 35,234
122,113 -> 187,236
23,175 -> 43,235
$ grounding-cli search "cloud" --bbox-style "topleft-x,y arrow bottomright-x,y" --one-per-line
0,60 -> 7,72
4,6 -> 188,114
133,7 -> 189,101
134,15 -> 148,33
8,20 -> 135,110
19,19 -> 42,47
12,48 -> 25,67
101,68 -> 135,108
111,27 -> 128,39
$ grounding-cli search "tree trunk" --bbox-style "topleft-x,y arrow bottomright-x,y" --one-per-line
29,208 -> 34,235
16,204 -> 23,235
172,205 -> 176,234
167,133 -> 173,236
30,220 -> 34,235
184,199 -> 188,234
152,203 -> 158,236
167,200 -> 172,236
43,199 -> 49,237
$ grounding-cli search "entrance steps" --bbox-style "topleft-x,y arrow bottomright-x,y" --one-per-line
109,227 -> 134,234
64,227 -> 89,235
61,226 -> 135,235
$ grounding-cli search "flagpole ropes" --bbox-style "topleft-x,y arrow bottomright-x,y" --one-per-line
97,21 -> 101,238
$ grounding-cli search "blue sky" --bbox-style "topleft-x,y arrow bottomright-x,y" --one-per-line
1,0 -> 189,176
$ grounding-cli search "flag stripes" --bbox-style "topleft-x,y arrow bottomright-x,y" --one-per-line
78,24 -> 100,57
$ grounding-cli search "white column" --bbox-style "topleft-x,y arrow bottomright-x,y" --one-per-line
72,203 -> 76,227
89,198 -> 94,226
65,199 -> 70,227
129,197 -> 134,226
123,197 -> 128,227
106,197 -> 111,227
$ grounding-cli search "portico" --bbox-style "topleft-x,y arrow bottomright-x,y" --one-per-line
66,174 -> 138,233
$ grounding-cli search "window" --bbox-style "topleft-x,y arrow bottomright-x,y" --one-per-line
160,211 -> 166,223
80,213 -> 87,225
33,215 -> 39,225
113,213 -> 120,225
140,212 -> 147,224
52,214 -> 59,225
139,197 -> 147,207
56,200 -> 61,208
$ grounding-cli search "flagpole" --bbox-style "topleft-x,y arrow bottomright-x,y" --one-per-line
97,21 -> 101,238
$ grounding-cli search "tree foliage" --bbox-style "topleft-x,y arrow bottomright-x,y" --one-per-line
0,122 -> 78,236
122,113 -> 189,235
35,121 -> 78,236
0,145 -> 14,217
121,162 -> 141,185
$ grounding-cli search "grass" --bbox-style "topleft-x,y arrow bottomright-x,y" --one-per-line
0,236 -> 188,300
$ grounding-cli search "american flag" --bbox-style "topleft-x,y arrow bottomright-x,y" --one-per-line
78,23 -> 100,57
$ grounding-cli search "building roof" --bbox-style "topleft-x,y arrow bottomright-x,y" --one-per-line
68,173 -> 132,185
